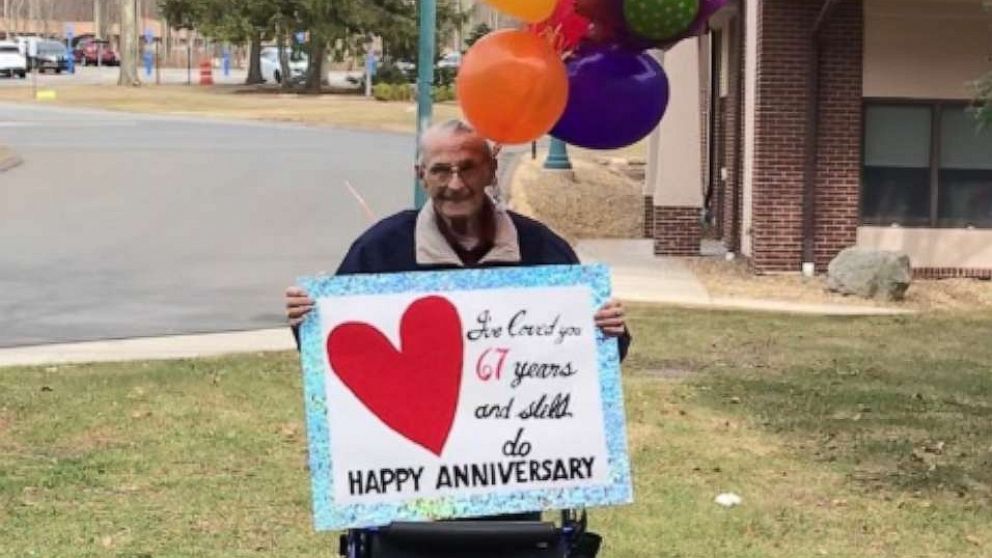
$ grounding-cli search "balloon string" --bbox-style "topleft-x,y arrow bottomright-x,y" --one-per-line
344,180 -> 377,223
534,24 -> 571,59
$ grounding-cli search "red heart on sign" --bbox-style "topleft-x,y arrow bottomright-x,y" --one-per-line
327,296 -> 463,456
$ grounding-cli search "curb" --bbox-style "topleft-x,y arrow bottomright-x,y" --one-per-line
0,328 -> 297,368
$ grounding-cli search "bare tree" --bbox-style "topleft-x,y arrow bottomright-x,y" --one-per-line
118,0 -> 139,85
40,0 -> 56,36
9,0 -> 26,34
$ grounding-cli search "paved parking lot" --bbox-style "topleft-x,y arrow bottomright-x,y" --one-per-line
0,102 -> 414,347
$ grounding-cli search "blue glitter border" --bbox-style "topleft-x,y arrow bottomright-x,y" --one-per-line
298,264 -> 633,531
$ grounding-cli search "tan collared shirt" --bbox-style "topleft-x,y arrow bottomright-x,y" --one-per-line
415,201 -> 522,267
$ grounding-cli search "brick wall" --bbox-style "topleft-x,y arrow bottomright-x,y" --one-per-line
654,206 -> 701,256
750,0 -> 863,272
643,195 -> 654,238
714,96 -> 727,239
722,18 -> 744,255
700,39 -> 711,220
813,0 -> 863,270
914,268 -> 992,280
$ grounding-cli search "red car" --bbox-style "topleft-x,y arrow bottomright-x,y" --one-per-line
74,39 -> 119,66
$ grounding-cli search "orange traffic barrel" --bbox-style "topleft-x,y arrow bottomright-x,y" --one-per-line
199,60 -> 213,85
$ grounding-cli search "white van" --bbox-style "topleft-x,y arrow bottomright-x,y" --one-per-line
0,40 -> 27,78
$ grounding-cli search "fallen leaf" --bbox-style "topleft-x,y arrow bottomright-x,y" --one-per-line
280,422 -> 301,439
925,441 -> 945,455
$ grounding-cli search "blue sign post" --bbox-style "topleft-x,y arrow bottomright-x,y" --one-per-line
65,24 -> 75,74
364,51 -> 378,97
222,47 -> 231,77
143,29 -> 153,77
365,52 -> 378,78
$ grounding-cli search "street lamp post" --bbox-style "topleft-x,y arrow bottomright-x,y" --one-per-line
544,137 -> 573,171
414,0 -> 437,210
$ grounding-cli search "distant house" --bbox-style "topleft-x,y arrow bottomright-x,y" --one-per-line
647,0 -> 992,278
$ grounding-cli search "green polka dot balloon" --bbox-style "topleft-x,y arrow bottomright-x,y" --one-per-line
624,0 -> 700,41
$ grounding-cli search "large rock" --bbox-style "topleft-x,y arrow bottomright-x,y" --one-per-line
826,248 -> 912,301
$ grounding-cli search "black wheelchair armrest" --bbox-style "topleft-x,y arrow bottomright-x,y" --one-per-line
380,521 -> 559,550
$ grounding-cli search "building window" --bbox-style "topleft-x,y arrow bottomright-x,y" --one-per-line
862,102 -> 992,228
939,107 -> 992,227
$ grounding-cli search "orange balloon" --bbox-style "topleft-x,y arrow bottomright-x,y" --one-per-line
483,0 -> 557,23
456,30 -> 569,145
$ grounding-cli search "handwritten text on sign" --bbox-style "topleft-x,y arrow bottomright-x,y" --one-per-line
318,285 -> 610,505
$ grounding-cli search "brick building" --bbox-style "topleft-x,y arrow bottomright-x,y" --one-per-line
646,0 -> 992,278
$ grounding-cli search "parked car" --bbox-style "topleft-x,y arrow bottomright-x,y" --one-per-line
260,46 -> 307,84
328,70 -> 365,91
74,39 -> 118,66
13,36 -> 37,57
32,40 -> 69,73
437,51 -> 462,70
0,40 -> 27,78
395,59 -> 415,75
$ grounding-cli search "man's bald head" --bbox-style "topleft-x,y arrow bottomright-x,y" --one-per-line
418,120 -> 493,167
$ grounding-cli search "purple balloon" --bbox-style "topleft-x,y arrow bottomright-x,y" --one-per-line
551,46 -> 669,150
688,0 -> 729,35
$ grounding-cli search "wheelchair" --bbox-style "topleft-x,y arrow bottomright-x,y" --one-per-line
338,510 -> 601,558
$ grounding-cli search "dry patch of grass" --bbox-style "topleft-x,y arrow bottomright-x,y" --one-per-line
508,151 -> 643,243
684,257 -> 992,311
0,85 -> 461,133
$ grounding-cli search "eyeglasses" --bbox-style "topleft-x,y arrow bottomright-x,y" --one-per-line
426,161 -> 491,185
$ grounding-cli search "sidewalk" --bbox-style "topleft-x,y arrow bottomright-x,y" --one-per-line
0,328 -> 296,368
576,239 -> 914,316
0,240 -> 913,368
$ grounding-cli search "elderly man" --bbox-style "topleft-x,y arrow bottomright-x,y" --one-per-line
285,119 -> 629,357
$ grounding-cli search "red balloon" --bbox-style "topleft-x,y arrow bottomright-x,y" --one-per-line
577,0 -> 645,50
575,0 -> 624,29
580,0 -> 728,52
530,0 -> 591,55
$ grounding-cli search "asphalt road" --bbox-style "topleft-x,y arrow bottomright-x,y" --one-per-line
0,102 -> 415,347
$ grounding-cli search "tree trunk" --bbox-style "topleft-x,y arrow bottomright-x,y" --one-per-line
245,32 -> 263,85
117,0 -> 139,86
276,24 -> 292,91
95,0 -> 106,38
304,33 -> 325,94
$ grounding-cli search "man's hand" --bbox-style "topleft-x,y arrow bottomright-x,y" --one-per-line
594,298 -> 627,338
286,286 -> 314,327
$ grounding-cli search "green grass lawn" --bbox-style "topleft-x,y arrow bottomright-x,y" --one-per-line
2,306 -> 990,557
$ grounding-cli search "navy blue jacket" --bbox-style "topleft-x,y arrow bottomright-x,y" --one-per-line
336,210 -> 576,273
329,209 -> 630,361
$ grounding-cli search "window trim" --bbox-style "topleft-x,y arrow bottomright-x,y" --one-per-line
861,98 -> 988,229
